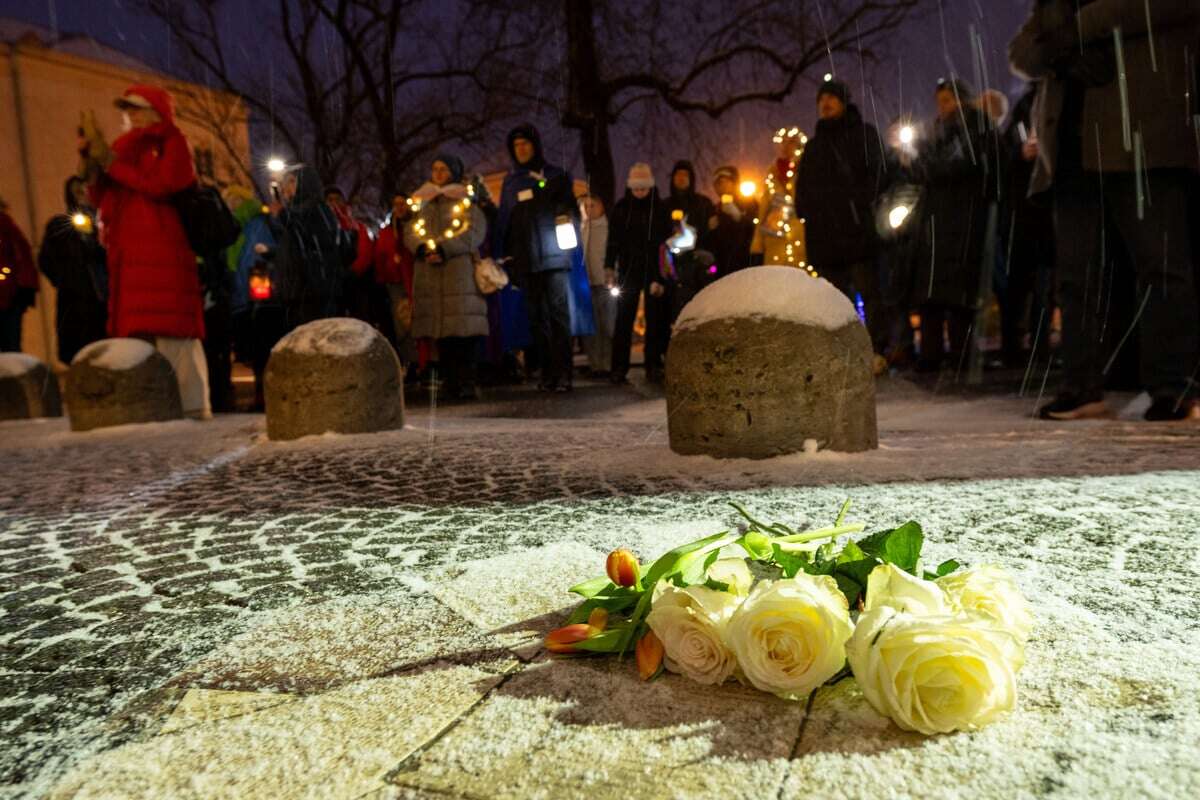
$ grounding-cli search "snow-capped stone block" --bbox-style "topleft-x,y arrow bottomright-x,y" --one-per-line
667,266 -> 877,457
0,353 -> 62,420
265,318 -> 403,441
65,339 -> 182,431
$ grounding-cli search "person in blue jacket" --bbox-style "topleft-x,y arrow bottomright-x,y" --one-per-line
493,124 -> 590,392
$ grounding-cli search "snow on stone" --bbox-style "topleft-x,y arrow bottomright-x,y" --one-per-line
72,338 -> 156,370
0,352 -> 40,377
673,265 -> 860,333
273,317 -> 377,357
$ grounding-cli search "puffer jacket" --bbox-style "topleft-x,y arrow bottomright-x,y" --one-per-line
404,183 -> 488,339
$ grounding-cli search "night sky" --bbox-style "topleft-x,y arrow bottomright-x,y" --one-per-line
1,0 -> 1032,193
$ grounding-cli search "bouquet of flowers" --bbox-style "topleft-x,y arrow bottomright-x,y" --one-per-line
546,502 -> 1032,736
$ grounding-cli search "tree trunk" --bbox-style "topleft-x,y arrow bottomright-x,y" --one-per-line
564,0 -> 615,207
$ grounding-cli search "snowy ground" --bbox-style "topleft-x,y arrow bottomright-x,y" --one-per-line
2,375 -> 1199,799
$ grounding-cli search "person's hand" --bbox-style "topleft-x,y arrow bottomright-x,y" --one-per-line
649,282 -> 665,298
426,250 -> 443,265
708,215 -> 719,231
1021,136 -> 1039,162
604,268 -> 616,289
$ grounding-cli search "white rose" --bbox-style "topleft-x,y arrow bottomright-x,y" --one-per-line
646,585 -> 741,685
706,558 -> 754,596
724,575 -> 853,699
864,563 -> 949,616
937,565 -> 1033,644
847,606 -> 1020,735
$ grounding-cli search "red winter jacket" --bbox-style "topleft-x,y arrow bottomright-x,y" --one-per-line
0,211 -> 38,311
331,205 -> 375,277
372,223 -> 414,296
94,85 -> 203,339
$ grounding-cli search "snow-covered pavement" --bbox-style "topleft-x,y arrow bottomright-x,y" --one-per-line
2,379 -> 1198,798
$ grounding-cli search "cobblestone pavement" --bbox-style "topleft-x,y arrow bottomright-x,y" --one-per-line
2,381 -> 1199,798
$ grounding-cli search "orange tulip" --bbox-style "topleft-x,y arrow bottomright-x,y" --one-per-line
587,607 -> 608,635
636,630 -> 664,680
545,624 -> 592,654
606,549 -> 640,587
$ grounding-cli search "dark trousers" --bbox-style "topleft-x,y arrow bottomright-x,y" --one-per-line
612,272 -> 668,378
203,301 -> 234,413
826,259 -> 886,353
0,307 -> 23,352
526,269 -> 572,387
918,303 -> 974,366
1054,169 -> 1199,401
436,336 -> 481,393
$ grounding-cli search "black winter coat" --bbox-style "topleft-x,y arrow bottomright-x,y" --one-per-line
38,212 -> 108,363
665,160 -> 716,249
274,165 -> 354,327
793,105 -> 885,272
909,105 -> 999,308
604,189 -> 672,290
708,196 -> 756,277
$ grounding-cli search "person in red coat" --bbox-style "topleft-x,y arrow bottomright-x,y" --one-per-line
85,84 -> 210,418
373,193 -> 417,367
0,197 -> 39,352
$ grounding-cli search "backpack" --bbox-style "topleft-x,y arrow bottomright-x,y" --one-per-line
173,184 -> 241,256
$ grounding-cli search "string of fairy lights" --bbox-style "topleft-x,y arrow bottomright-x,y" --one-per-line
759,126 -> 816,277
409,184 -> 476,252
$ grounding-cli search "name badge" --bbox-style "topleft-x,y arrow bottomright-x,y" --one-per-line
517,189 -> 534,202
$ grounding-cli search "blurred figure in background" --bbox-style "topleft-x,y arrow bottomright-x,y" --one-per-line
373,193 -> 417,372
226,187 -> 280,411
0,197 -> 37,352
707,166 -> 756,277
908,78 -> 998,373
580,193 -> 613,378
38,178 -> 107,363
82,85 -> 209,418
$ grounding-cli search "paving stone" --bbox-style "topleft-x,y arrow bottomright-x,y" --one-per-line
50,663 -> 505,799
393,657 -> 804,800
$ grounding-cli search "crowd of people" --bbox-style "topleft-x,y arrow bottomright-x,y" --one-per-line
1,1 -> 1196,422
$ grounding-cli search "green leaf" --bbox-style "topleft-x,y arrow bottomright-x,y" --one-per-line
771,543 -> 808,578
643,530 -> 736,587
565,586 -> 642,624
739,531 -> 773,561
703,577 -> 731,592
572,627 -> 628,653
833,573 -> 864,607
855,521 -> 924,574
935,559 -> 960,577
568,575 -> 613,598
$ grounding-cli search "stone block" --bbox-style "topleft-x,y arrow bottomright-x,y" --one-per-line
265,318 -> 403,441
0,353 -> 62,420
667,268 -> 877,457
65,339 -> 182,432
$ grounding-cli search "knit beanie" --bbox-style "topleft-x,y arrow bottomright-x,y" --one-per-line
626,162 -> 655,190
817,79 -> 850,105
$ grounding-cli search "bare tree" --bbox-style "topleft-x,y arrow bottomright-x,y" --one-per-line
136,0 -> 539,206
555,0 -> 925,205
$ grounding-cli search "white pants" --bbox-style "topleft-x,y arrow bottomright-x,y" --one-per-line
155,337 -> 211,419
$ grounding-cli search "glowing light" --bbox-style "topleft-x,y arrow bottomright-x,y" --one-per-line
898,126 -> 915,145
888,205 -> 911,229
609,287 -> 621,297
267,157 -> 287,173
667,220 -> 697,253
720,194 -> 733,205
71,213 -> 88,227
823,72 -> 833,82
707,265 -> 718,275
738,180 -> 757,198
555,215 -> 577,250
671,209 -> 684,221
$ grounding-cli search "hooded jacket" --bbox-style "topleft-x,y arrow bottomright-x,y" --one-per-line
665,160 -> 715,245
92,84 -> 202,339
228,197 -> 275,314
273,164 -> 351,326
793,103 -> 884,271
493,124 -> 579,277
604,187 -> 672,289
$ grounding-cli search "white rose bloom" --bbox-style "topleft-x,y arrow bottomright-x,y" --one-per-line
706,558 -> 754,596
646,585 -> 741,685
937,565 -> 1033,645
847,606 -> 1021,735
864,563 -> 949,616
724,575 -> 853,699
